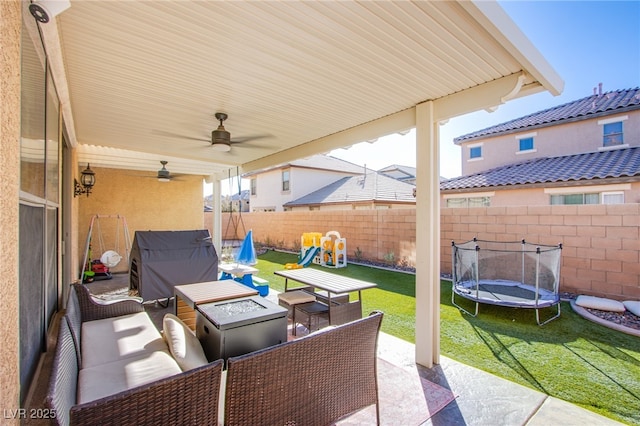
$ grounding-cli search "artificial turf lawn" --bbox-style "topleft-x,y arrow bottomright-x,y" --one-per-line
255,250 -> 640,424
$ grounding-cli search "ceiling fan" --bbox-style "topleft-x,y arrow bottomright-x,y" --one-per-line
153,112 -> 269,152
211,112 -> 234,152
157,161 -> 174,182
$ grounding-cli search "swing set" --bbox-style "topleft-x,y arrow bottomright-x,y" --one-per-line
221,168 -> 249,261
80,214 -> 131,283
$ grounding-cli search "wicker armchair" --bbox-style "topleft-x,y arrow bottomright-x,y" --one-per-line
224,311 -> 383,425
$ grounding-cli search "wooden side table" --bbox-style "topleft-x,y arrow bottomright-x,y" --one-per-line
174,280 -> 258,330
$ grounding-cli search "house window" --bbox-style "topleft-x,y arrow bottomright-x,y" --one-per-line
446,196 -> 490,208
282,169 -> 290,191
519,137 -> 534,151
602,192 -> 624,204
550,193 -> 599,205
250,178 -> 257,196
469,145 -> 482,159
603,122 -> 623,147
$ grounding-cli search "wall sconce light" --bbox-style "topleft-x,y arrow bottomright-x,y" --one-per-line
29,0 -> 71,24
74,163 -> 96,197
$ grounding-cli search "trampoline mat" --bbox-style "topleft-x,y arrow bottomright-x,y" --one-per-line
454,280 -> 558,308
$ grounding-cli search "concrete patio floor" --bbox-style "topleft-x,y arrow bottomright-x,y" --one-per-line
31,274 -> 622,425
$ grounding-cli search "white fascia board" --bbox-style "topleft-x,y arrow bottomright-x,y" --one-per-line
241,108 -> 416,174
461,1 -> 564,97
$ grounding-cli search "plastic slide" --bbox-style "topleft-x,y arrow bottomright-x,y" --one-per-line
285,246 -> 320,269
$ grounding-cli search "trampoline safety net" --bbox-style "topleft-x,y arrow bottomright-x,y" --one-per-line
451,238 -> 563,325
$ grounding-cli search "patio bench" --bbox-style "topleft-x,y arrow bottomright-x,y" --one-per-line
46,284 -> 222,425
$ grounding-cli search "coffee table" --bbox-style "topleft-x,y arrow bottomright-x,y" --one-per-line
174,280 -> 258,330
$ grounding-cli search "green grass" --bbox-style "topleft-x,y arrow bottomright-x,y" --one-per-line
256,250 -> 640,425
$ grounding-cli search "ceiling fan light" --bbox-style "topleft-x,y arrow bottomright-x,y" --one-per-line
212,142 -> 231,152
157,177 -> 170,183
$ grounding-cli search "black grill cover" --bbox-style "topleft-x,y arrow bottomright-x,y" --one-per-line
129,229 -> 218,301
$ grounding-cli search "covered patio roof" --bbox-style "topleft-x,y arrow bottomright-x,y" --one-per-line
37,0 -> 562,368
41,0 -> 562,178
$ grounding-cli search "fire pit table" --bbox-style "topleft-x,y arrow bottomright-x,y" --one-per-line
196,296 -> 287,362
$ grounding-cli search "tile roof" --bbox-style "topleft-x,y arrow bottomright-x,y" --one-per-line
284,172 -> 416,206
440,146 -> 640,191
454,88 -> 640,143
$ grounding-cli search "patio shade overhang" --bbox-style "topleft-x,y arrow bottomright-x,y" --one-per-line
36,0 -> 563,177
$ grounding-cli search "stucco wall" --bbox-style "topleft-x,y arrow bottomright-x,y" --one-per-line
77,167 -> 205,276
207,204 -> 640,301
460,110 -> 640,175
1,0 -> 22,417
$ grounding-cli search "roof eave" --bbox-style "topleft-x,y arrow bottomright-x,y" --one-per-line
462,1 -> 564,97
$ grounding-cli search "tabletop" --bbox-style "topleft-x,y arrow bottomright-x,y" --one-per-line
174,280 -> 258,307
218,263 -> 259,276
274,268 -> 377,294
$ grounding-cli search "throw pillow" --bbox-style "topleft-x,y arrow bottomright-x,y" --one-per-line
575,295 -> 625,313
163,313 -> 208,371
623,300 -> 640,317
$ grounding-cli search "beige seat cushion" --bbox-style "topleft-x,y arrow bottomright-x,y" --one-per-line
278,290 -> 315,305
163,314 -> 208,371
82,312 -> 167,368
77,350 -> 181,404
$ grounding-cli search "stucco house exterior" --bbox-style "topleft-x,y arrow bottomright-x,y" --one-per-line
442,87 -> 640,206
244,155 -> 364,212
284,171 -> 416,211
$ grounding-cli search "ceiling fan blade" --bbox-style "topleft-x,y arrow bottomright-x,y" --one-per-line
230,134 -> 271,144
152,129 -> 209,143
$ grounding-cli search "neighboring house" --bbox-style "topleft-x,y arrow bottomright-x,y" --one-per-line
440,146 -> 640,207
378,164 -> 448,184
244,155 -> 364,212
284,171 -> 416,211
442,87 -> 640,207
378,164 -> 417,185
205,190 -> 251,212
454,87 -> 640,176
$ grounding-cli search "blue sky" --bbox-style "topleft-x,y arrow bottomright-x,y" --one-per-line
330,1 -> 640,178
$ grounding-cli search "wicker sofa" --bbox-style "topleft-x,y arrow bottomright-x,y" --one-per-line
46,284 -> 223,426
47,284 -> 383,425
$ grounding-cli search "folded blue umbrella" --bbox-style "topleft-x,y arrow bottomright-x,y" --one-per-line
236,229 -> 257,265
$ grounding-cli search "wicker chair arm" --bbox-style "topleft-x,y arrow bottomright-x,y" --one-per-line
70,360 -> 223,426
72,284 -> 144,322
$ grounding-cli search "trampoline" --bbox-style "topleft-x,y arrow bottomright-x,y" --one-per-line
451,238 -> 562,325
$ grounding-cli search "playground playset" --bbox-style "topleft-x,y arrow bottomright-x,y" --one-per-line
285,231 -> 347,269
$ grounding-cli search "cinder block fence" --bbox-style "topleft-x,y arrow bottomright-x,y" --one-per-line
205,203 -> 640,301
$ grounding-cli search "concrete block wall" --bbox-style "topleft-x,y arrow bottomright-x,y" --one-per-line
206,203 -> 640,301
442,204 -> 640,301
206,210 -> 417,267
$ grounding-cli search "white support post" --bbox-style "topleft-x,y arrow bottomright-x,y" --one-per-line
414,101 -> 441,368
212,179 -> 222,256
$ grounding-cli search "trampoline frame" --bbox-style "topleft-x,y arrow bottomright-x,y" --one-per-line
451,238 -> 563,326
